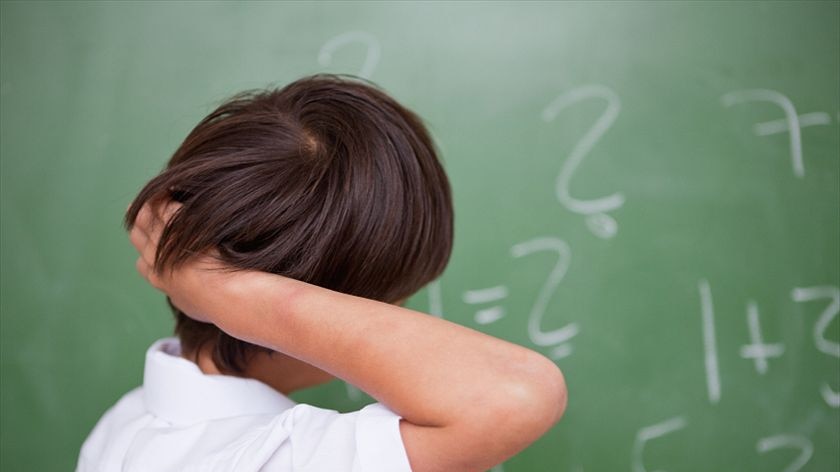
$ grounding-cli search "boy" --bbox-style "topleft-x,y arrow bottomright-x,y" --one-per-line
77,75 -> 567,472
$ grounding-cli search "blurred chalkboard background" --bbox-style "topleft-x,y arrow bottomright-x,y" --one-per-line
1,1 -> 838,471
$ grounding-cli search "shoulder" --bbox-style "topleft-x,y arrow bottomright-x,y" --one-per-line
281,403 -> 411,472
76,386 -> 153,471
79,386 -> 147,448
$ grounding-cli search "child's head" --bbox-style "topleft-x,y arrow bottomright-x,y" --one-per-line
125,74 -> 453,373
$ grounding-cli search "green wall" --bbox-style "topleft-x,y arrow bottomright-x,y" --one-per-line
1,1 -> 838,471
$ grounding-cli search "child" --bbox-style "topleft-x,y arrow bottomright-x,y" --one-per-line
77,75 -> 567,472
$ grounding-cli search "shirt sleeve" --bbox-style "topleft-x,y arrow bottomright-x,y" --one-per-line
275,402 -> 412,472
353,403 -> 412,472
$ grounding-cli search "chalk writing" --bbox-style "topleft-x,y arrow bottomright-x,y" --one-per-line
427,279 -> 444,318
721,89 -> 831,178
511,237 -> 579,359
632,416 -> 688,472
754,112 -> 831,136
698,279 -> 722,404
756,434 -> 813,472
318,31 -> 381,79
345,383 -> 364,402
542,85 -> 624,239
700,280 -> 840,409
463,285 -> 508,325
739,300 -> 785,375
791,286 -> 840,408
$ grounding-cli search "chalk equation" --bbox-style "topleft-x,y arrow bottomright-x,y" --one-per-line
434,237 -> 580,361
700,280 -> 839,409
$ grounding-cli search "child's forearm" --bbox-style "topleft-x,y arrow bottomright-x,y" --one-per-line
221,273 -> 565,430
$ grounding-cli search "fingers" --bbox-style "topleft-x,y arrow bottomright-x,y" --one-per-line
159,200 -> 182,225
134,199 -> 182,240
128,220 -> 148,254
129,199 -> 183,286
134,202 -> 161,240
149,201 -> 182,245
130,220 -> 159,288
135,255 -> 164,291
130,224 -> 156,269
131,206 -> 158,271
132,200 -> 183,250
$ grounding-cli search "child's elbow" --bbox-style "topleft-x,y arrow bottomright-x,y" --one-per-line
545,358 -> 568,426
493,352 -> 568,439
523,352 -> 567,429
441,352 -> 567,472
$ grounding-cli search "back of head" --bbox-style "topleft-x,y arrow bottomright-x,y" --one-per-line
124,74 -> 453,372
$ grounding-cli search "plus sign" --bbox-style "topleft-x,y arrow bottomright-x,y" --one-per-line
739,301 -> 785,375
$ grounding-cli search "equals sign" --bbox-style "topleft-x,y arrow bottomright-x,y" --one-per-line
462,286 -> 509,325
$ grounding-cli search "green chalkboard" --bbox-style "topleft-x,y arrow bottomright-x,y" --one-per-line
1,1 -> 838,471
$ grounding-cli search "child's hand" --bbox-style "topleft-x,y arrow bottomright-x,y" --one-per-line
128,200 -> 228,325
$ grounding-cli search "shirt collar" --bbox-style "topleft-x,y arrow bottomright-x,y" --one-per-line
143,337 -> 297,424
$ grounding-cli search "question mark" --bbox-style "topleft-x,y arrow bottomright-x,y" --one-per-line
542,85 -> 624,239
318,31 -> 381,79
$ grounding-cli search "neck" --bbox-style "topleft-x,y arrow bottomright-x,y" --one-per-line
184,342 -> 335,395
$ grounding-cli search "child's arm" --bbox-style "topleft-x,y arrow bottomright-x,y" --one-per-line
130,202 -> 567,472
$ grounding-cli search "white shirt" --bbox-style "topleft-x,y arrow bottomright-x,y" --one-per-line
76,337 -> 412,472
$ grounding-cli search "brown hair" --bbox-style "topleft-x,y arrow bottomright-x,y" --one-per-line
124,74 -> 453,373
